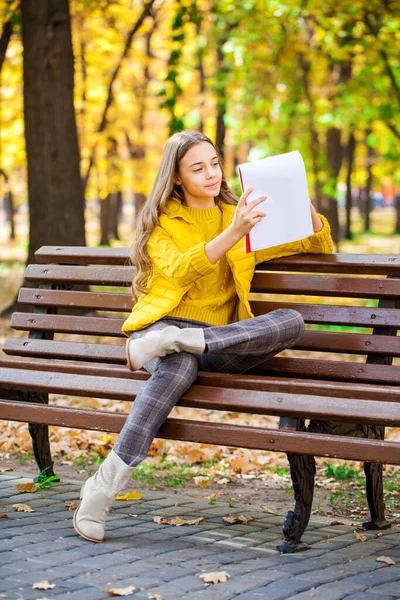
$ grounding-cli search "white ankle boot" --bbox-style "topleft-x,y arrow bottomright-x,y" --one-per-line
126,325 -> 205,371
73,449 -> 133,542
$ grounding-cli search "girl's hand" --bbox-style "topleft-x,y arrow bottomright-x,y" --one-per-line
229,188 -> 267,241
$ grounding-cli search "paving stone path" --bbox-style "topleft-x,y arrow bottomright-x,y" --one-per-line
1,471 -> 400,600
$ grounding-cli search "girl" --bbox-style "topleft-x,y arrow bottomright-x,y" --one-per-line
74,130 -> 333,542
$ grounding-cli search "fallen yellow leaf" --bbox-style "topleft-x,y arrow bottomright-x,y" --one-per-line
64,501 -> 77,510
12,504 -> 35,513
32,580 -> 56,590
0,467 -> 13,472
193,476 -> 212,487
169,516 -> 204,526
330,520 -> 345,526
105,585 -> 136,596
153,515 -> 204,526
260,505 -> 277,515
115,491 -> 143,501
222,515 -> 237,524
14,482 -> 38,494
376,555 -> 395,565
0,514 -> 10,519
354,531 -> 367,543
222,514 -> 253,525
200,571 -> 230,584
153,516 -> 169,524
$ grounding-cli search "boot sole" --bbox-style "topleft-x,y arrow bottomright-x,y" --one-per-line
73,503 -> 104,543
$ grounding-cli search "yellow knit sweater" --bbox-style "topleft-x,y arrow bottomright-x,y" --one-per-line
168,204 -> 237,325
121,198 -> 334,334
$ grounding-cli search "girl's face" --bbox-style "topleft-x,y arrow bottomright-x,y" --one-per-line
175,141 -> 222,206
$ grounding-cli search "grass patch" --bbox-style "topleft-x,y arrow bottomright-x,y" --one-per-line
130,460 -> 214,488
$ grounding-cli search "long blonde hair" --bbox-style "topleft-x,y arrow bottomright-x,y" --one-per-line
131,130 -> 237,300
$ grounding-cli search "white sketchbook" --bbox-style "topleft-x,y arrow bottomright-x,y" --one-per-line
237,150 -> 313,253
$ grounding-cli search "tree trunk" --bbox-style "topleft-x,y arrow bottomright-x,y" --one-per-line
395,194 -> 400,234
196,19 -> 205,133
5,190 -> 15,240
344,131 -> 356,240
215,44 -> 227,160
21,0 -> 86,266
299,53 -> 323,211
324,127 -> 343,245
0,169 -> 16,240
99,194 -> 111,246
110,190 -> 122,241
363,129 -> 373,232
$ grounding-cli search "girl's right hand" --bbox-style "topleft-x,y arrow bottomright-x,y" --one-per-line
230,188 -> 267,240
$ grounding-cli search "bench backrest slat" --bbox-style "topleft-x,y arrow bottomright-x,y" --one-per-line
24,264 -> 400,300
34,246 -> 400,275
17,288 -> 400,328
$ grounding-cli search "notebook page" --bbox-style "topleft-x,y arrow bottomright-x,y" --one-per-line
238,150 -> 313,252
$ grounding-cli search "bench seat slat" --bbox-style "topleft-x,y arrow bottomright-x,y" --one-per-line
3,338 -> 399,384
24,265 -> 400,299
34,246 -> 400,276
2,399 -> 400,464
261,357 -> 400,385
0,367 -> 399,425
9,313 -> 400,357
17,288 -> 400,328
1,355 -> 399,402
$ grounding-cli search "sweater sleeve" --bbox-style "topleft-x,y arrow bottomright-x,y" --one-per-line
147,225 -> 218,288
255,214 -> 334,265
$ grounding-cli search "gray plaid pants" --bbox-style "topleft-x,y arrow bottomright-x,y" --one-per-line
114,309 -> 304,466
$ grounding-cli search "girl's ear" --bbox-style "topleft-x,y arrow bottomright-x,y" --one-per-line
175,176 -> 181,185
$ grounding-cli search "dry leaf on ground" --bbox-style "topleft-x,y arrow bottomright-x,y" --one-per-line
128,514 -> 138,518
147,594 -> 163,600
0,466 -> 13,472
14,482 -> 38,493
12,503 -> 35,513
105,585 -> 136,596
115,491 -> 142,501
153,515 -> 203,526
330,520 -> 345,526
64,501 -> 77,510
169,516 -> 203,526
192,492 -> 220,501
222,514 -> 253,525
0,514 -> 10,518
193,476 -> 212,487
260,506 -> 277,515
153,516 -> 169,525
354,531 -> 367,543
32,580 -> 56,590
376,556 -> 395,565
199,571 -> 230,584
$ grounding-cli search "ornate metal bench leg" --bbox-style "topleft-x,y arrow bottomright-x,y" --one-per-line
363,461 -> 390,530
363,426 -> 390,530
23,390 -> 59,484
277,452 -> 316,553
277,418 -> 316,553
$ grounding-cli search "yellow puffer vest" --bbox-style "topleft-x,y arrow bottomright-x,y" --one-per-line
121,198 -> 333,334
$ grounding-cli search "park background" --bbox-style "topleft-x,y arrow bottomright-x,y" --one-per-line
0,0 -> 399,517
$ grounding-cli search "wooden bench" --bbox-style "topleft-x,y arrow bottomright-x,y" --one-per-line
0,246 -> 399,553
